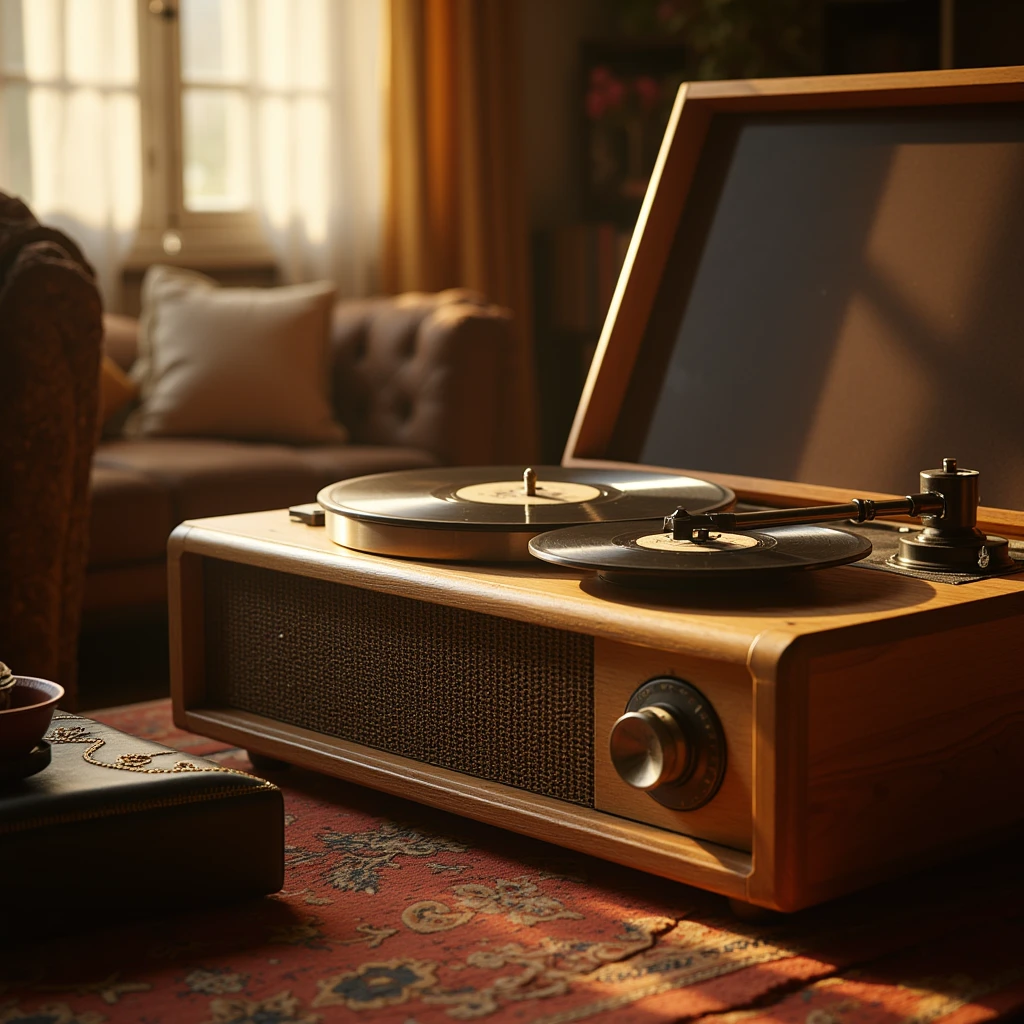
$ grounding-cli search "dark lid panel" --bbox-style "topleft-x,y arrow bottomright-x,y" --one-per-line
607,102 -> 1024,511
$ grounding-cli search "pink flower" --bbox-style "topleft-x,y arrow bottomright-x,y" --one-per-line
586,88 -> 607,120
634,75 -> 661,112
604,77 -> 625,111
656,0 -> 681,26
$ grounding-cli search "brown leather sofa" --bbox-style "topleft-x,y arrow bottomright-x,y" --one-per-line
86,290 -> 511,616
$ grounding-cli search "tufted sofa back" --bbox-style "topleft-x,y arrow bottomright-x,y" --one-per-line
103,288 -> 512,467
329,289 -> 509,466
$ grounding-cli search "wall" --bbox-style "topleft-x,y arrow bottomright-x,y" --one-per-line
520,0 -> 616,460
520,0 -> 615,234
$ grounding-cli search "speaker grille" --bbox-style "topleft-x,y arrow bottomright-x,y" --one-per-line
204,560 -> 595,805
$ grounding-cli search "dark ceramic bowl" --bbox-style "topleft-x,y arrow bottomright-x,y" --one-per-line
0,677 -> 64,758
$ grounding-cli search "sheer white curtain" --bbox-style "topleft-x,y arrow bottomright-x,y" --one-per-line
0,0 -> 384,307
253,0 -> 384,293
0,0 -> 141,309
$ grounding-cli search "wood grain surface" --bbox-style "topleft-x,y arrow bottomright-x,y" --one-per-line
593,637 -> 753,851
178,705 -> 753,900
169,510 -> 1024,910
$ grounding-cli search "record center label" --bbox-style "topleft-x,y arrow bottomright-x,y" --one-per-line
454,480 -> 604,506
635,531 -> 761,554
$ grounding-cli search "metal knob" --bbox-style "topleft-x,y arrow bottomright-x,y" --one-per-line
609,704 -> 690,790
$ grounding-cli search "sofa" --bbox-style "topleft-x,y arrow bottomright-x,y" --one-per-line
86,289 -> 512,616
0,194 -> 103,688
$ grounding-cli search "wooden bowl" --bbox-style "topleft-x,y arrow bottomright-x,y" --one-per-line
0,678 -> 64,759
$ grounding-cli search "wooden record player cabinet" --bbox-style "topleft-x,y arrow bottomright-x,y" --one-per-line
171,67 -> 1024,911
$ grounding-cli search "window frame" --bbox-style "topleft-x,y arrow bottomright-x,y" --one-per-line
129,0 -> 274,270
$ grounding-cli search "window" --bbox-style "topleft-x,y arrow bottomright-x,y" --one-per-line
1,0 -> 383,294
135,0 -> 273,266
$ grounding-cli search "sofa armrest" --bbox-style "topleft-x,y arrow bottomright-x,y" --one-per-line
330,290 -> 511,466
102,313 -> 140,371
0,197 -> 103,695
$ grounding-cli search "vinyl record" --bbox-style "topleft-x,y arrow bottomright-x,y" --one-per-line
528,520 -> 873,584
318,466 -> 734,561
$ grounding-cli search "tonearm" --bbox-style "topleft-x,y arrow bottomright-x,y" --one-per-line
664,458 -> 1014,574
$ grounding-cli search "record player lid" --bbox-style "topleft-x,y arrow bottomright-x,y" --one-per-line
565,69 -> 1024,513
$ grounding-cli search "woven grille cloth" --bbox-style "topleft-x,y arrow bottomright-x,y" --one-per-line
204,560 -> 595,805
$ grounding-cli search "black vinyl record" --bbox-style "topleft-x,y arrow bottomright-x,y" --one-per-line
529,520 -> 873,584
318,466 -> 734,562
319,466 -> 733,531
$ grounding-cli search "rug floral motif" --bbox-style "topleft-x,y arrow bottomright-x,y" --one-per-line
2,698 -> 1023,1024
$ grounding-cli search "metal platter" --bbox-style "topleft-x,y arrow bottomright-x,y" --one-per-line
318,466 -> 734,562
528,520 -> 873,585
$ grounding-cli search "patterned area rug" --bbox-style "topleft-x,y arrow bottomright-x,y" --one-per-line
3,698 -> 1024,1024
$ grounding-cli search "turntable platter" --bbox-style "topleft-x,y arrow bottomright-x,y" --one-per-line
318,466 -> 734,561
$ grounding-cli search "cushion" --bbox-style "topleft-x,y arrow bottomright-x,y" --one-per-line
99,353 -> 139,429
126,265 -> 344,444
87,463 -> 175,568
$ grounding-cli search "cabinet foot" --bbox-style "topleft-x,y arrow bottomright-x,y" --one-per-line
727,898 -> 785,922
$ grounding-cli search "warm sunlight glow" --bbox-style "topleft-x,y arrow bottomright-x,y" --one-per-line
252,0 -> 331,252
256,0 -> 288,89
0,0 -> 383,293
66,0 -> 137,85
26,87 -> 140,232
183,88 -> 251,211
181,0 -> 249,84
798,137 -> 1024,494
796,293 -> 931,486
293,0 -> 328,92
256,0 -> 328,91
20,0 -> 60,80
296,96 -> 329,246
0,0 -> 140,304
256,94 -> 329,248
258,96 -> 289,229
865,142 -> 1020,346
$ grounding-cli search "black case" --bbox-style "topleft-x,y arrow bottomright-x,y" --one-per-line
0,712 -> 283,922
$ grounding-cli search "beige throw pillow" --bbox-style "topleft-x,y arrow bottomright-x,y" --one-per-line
127,265 -> 345,443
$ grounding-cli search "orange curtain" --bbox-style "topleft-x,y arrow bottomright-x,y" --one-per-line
383,0 -> 538,462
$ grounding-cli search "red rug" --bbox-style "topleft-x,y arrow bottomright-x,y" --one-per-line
3,698 -> 1024,1024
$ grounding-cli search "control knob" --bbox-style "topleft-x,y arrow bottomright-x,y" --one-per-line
609,676 -> 727,810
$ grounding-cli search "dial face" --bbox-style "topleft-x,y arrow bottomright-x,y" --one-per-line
454,480 -> 603,506
623,676 -> 727,811
634,531 -> 761,554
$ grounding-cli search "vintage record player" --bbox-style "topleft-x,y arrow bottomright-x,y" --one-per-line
169,67 -> 1024,912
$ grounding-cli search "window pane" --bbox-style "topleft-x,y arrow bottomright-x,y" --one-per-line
0,83 -> 32,197
180,0 -> 248,84
183,87 -> 250,211
1,0 -> 25,74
